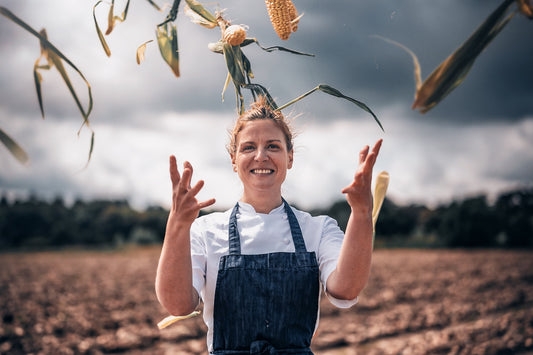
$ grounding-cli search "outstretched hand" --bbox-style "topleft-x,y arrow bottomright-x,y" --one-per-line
168,155 -> 216,226
341,139 -> 383,215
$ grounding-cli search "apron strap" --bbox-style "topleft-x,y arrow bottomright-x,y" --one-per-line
228,199 -> 308,255
228,202 -> 241,255
282,198 -> 307,253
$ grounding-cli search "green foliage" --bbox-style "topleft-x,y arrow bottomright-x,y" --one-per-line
1,187 -> 532,250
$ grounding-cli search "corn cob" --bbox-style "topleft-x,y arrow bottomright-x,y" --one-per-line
265,0 -> 292,40
223,25 -> 247,46
287,0 -> 299,32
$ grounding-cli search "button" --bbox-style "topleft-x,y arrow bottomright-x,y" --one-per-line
283,238 -> 291,245
235,213 -> 241,218
282,215 -> 288,220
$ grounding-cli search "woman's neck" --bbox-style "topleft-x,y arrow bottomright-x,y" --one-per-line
240,191 -> 283,214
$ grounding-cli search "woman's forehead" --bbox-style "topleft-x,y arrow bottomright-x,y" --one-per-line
237,120 -> 285,139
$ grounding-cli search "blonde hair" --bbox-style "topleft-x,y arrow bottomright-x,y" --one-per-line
227,97 -> 294,156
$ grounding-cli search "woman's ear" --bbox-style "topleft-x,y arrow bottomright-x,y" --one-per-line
231,154 -> 237,172
288,149 -> 294,169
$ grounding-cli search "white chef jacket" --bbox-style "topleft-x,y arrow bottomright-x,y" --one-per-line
190,201 -> 358,351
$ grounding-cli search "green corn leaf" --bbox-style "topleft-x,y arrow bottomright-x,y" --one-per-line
2,6 -> 94,164
243,38 -> 314,57
184,0 -> 217,26
223,43 -> 246,86
156,23 -> 180,77
145,0 -> 162,11
93,1 -> 112,57
1,8 -> 93,123
243,84 -> 278,110
0,128 -> 29,165
276,84 -> 383,131
33,62 -> 45,118
38,29 -> 92,128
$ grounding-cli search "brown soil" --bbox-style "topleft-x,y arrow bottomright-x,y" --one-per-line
1,248 -> 532,354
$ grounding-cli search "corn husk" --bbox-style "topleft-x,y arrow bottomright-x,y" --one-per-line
157,310 -> 201,329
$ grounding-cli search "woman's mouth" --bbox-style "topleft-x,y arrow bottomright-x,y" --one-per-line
251,169 -> 274,175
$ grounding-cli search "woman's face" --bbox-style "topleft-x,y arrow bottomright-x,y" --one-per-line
231,119 -> 293,199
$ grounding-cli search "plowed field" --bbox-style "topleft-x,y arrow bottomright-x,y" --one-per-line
1,248 -> 532,354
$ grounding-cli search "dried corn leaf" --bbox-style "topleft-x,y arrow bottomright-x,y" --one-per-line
105,0 -> 131,35
516,0 -> 533,18
1,6 -> 94,164
184,3 -> 217,28
412,0 -> 515,113
184,0 -> 217,26
136,40 -> 153,64
93,1 -> 112,57
157,23 -> 180,77
277,85 -> 383,131
0,128 -> 29,165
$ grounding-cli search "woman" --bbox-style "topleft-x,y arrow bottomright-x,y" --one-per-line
155,98 -> 383,354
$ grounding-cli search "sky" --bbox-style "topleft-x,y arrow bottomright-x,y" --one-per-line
0,0 -> 532,211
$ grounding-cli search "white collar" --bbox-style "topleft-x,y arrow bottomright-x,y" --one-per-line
237,201 -> 285,216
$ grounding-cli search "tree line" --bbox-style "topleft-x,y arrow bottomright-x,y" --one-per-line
1,187 -> 532,251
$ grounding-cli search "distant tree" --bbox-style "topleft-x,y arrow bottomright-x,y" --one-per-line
435,195 -> 499,247
495,188 -> 533,247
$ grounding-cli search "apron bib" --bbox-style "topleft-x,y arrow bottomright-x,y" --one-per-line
211,199 -> 319,354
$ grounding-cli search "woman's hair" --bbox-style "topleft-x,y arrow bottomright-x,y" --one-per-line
226,96 -> 294,156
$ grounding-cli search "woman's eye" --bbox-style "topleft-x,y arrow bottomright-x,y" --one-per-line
241,145 -> 254,152
268,144 -> 281,150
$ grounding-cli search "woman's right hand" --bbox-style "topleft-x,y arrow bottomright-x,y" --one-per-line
168,155 -> 216,226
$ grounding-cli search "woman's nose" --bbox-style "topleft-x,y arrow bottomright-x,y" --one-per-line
255,148 -> 268,161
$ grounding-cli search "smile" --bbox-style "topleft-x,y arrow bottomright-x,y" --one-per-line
251,169 -> 274,174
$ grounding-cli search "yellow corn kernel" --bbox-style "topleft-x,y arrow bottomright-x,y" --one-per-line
223,25 -> 247,46
265,0 -> 292,40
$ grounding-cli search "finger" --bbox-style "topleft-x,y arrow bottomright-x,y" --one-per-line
189,179 -> 205,197
359,145 -> 370,165
184,161 -> 193,189
169,155 -> 180,186
179,165 -> 193,194
363,139 -> 383,171
198,198 -> 216,209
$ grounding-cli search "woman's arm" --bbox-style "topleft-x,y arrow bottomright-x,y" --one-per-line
326,139 -> 382,300
155,156 -> 215,316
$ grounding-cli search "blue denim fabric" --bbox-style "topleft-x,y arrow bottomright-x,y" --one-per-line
211,199 -> 319,355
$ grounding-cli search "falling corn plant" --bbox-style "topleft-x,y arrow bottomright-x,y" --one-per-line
374,0 -> 526,114
0,6 -> 94,166
0,128 -> 29,165
372,171 -> 390,248
93,0 -> 161,58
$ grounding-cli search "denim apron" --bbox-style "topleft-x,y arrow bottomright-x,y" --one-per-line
211,199 -> 320,354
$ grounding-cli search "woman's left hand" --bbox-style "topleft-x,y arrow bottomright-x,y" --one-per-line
341,139 -> 383,215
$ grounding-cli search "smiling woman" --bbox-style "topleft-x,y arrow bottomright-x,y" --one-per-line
155,96 -> 383,354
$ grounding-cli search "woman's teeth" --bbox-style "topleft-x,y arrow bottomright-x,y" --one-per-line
252,169 -> 273,174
